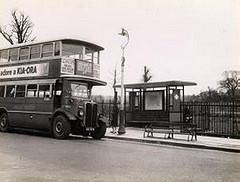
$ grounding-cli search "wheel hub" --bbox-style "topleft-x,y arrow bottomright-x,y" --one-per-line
0,117 -> 6,127
55,122 -> 63,133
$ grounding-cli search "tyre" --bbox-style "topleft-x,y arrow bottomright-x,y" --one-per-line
52,115 -> 71,139
0,113 -> 9,132
91,122 -> 107,139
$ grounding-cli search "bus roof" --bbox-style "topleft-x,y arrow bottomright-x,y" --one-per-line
0,38 -> 104,51
60,75 -> 107,86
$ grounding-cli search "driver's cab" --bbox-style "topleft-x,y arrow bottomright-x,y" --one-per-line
54,78 -> 92,115
53,77 -> 105,134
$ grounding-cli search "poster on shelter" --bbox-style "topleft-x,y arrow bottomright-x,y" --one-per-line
145,91 -> 163,110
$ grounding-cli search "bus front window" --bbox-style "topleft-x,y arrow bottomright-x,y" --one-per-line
71,83 -> 88,98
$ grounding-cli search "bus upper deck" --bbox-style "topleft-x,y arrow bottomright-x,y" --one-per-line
0,38 -> 104,81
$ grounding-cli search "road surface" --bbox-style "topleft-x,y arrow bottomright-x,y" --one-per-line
0,131 -> 239,182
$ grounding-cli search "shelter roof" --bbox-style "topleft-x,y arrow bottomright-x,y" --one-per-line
114,80 -> 197,89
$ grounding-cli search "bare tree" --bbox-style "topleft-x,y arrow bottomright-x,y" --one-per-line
219,70 -> 240,100
142,66 -> 152,82
0,9 -> 35,45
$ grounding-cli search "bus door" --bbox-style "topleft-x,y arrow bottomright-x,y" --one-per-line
53,80 -> 63,109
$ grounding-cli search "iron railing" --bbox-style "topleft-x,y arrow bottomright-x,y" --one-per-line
97,101 -> 120,121
181,102 -> 240,137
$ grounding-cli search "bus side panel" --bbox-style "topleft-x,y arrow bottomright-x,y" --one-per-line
0,97 -> 5,110
5,97 -> 27,128
25,97 -> 53,131
34,97 -> 54,130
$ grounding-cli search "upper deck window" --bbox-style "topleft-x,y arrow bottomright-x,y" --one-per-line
19,47 -> 29,60
62,43 -> 99,63
84,47 -> 93,62
9,48 -> 18,61
54,42 -> 60,56
62,43 -> 83,59
0,50 -> 9,63
93,51 -> 99,64
42,43 -> 53,57
30,44 -> 41,59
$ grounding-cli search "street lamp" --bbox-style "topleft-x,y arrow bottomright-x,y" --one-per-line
118,28 -> 129,135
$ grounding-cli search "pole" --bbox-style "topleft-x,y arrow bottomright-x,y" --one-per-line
118,55 -> 126,134
117,28 -> 129,135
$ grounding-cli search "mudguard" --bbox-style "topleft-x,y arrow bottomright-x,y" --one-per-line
53,108 -> 77,121
0,107 -> 7,114
98,114 -> 108,125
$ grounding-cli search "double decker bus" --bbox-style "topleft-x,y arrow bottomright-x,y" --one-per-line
0,38 -> 107,139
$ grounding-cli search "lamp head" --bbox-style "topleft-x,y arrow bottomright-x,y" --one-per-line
118,28 -> 127,36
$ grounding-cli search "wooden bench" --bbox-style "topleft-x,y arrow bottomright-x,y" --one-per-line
143,122 -> 197,141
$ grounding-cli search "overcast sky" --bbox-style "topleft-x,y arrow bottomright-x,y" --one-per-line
0,0 -> 239,96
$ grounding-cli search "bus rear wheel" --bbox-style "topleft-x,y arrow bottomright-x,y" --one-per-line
0,113 -> 9,132
52,115 -> 71,139
91,122 -> 106,139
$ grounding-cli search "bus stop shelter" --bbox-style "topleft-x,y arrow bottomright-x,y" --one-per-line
114,81 -> 197,125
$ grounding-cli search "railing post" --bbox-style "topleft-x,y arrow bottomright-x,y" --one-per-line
102,100 -> 104,115
232,101 -> 235,137
109,99 -> 111,120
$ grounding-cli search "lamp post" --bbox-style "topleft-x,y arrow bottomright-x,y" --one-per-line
118,28 -> 129,135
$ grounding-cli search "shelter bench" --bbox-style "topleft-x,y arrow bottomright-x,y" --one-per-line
143,122 -> 197,141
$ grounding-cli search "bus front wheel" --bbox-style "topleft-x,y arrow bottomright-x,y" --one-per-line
0,113 -> 9,132
52,115 -> 71,139
91,122 -> 106,139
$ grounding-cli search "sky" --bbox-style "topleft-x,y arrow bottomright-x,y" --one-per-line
0,0 -> 239,96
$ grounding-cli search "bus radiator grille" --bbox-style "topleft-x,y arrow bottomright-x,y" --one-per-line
85,102 -> 98,128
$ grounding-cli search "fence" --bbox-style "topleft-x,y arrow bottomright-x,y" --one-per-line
98,101 -> 240,138
182,102 -> 240,137
97,101 -> 120,121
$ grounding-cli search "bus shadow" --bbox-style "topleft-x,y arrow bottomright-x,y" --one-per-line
8,128 -> 51,138
7,128 -> 104,141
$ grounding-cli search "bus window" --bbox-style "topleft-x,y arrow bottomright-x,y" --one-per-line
30,45 -> 41,59
0,86 -> 5,97
26,84 -> 37,97
9,48 -> 18,61
0,50 -> 9,63
19,47 -> 29,60
71,83 -> 88,98
16,85 -> 26,97
42,43 -> 53,57
6,85 -> 15,97
62,43 -> 82,59
54,42 -> 60,56
84,47 -> 93,62
39,84 -> 51,98
93,51 -> 99,64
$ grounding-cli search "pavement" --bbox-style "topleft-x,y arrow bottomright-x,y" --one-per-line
105,127 -> 240,153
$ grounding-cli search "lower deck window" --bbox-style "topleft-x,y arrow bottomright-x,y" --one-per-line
26,84 -> 37,97
6,85 -> 15,97
39,84 -> 51,98
0,86 -> 5,97
16,85 -> 26,97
